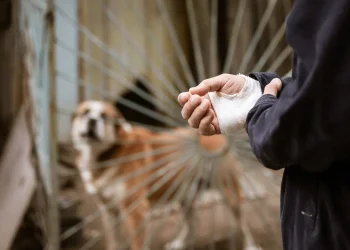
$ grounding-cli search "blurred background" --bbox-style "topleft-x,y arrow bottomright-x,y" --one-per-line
0,0 -> 293,250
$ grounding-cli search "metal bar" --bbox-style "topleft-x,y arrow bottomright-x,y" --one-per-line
186,0 -> 206,81
55,71 -> 185,127
255,167 -> 280,197
128,0 -> 188,93
55,39 -> 182,120
102,0 -> 110,97
125,156 -> 201,250
267,46 -> 292,72
185,158 -> 213,250
60,151 -> 193,241
210,0 -> 219,77
282,0 -> 292,17
26,0 -> 48,11
102,6 -> 181,99
128,1 -> 188,92
129,121 -> 182,133
240,169 -> 278,246
142,156 -> 202,249
84,21 -> 92,99
93,145 -> 183,168
77,0 -> 86,101
60,145 -> 193,211
140,158 -> 202,250
77,154 -> 194,249
54,86 -> 183,130
46,2 -> 60,249
239,0 -> 278,73
207,160 -> 217,250
98,147 -> 184,175
222,0 -> 246,73
62,156 -> 180,241
54,4 -> 180,111
252,21 -> 286,72
56,105 -> 187,138
56,39 -> 182,119
153,156 -> 200,209
219,159 -> 246,249
61,129 -> 192,147
233,141 -> 259,162
62,145 -> 187,182
176,156 -> 208,249
284,69 -> 292,77
216,166 -> 236,249
156,0 -> 197,87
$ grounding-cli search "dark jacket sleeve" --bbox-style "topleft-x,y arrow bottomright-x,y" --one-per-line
245,0 -> 350,173
248,72 -> 291,94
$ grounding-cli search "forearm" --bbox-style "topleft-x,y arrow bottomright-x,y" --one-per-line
208,72 -> 291,135
246,72 -> 350,173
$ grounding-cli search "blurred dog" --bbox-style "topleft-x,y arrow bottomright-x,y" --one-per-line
71,100 -> 244,250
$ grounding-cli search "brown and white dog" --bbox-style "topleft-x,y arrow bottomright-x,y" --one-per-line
71,100 -> 244,250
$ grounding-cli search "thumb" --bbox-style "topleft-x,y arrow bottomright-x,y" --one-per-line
189,75 -> 228,96
264,78 -> 282,97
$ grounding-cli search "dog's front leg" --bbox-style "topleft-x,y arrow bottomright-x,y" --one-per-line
122,197 -> 151,250
164,221 -> 189,250
98,203 -> 118,250
94,168 -> 119,189
165,200 -> 196,250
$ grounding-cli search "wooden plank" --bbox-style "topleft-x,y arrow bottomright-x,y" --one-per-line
0,107 -> 36,250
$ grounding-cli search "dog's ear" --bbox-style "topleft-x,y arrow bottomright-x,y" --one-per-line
116,118 -> 132,133
121,121 -> 132,133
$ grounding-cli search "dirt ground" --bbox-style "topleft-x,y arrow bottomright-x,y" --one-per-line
59,159 -> 283,250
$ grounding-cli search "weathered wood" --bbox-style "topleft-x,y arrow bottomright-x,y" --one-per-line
0,108 -> 36,250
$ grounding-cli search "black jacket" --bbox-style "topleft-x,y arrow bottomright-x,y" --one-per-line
246,0 -> 350,249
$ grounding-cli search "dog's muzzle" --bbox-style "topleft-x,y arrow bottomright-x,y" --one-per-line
81,118 -> 98,139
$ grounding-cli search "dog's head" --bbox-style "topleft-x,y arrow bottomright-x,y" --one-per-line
71,100 -> 131,151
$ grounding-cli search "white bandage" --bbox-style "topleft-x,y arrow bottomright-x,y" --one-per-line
208,74 -> 262,135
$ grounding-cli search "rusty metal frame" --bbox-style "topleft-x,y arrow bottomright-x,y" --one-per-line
46,0 -> 60,249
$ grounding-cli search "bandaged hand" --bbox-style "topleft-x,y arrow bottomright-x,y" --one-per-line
178,74 -> 245,135
178,74 -> 281,135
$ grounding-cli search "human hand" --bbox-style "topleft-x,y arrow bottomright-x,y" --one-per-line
178,93 -> 218,135
264,78 -> 282,96
178,74 -> 246,135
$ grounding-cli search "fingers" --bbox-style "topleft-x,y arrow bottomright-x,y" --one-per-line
187,99 -> 210,128
264,78 -> 282,96
189,74 -> 231,96
211,115 -> 221,134
181,95 -> 202,119
178,92 -> 191,107
179,93 -> 218,136
198,110 -> 216,136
